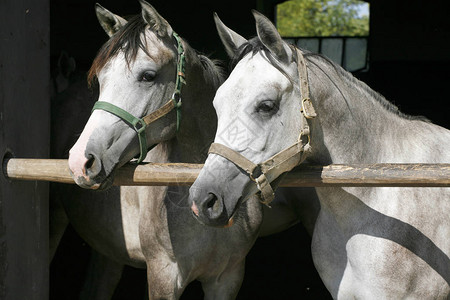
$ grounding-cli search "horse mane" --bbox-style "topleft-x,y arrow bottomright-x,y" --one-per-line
198,55 -> 227,88
230,38 -> 429,122
303,52 -> 429,122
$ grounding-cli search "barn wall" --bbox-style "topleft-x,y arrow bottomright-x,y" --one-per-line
0,0 -> 50,299
370,0 -> 450,62
50,0 -> 258,69
366,0 -> 450,128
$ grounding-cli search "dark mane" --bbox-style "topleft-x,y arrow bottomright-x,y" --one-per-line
198,55 -> 227,88
88,15 -> 151,86
303,52 -> 429,122
230,38 -> 428,122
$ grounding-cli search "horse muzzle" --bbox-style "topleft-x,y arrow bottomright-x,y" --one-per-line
68,149 -> 109,190
189,186 -> 235,228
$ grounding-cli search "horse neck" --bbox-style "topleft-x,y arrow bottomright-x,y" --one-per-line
307,56 -> 413,164
169,43 -> 224,163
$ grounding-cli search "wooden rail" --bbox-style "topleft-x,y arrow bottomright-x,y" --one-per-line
3,158 -> 450,187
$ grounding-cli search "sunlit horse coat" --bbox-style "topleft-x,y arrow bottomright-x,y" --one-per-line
189,11 -> 450,299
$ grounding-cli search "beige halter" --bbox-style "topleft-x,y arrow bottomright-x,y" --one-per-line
208,49 -> 317,207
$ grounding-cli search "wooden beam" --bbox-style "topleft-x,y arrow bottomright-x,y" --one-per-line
3,159 -> 450,187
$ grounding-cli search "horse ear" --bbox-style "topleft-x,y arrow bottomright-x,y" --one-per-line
252,10 -> 290,63
95,3 -> 128,37
139,0 -> 173,37
214,13 -> 248,58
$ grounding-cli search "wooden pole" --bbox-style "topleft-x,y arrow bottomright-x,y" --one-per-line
3,158 -> 450,187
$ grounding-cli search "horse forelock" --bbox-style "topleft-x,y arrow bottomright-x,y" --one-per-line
230,37 -> 296,85
88,15 -> 174,87
229,37 -> 263,70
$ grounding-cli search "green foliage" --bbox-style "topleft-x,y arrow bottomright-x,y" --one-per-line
277,0 -> 369,37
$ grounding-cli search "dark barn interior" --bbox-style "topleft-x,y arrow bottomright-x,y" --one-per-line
49,0 -> 450,129
1,0 -> 449,299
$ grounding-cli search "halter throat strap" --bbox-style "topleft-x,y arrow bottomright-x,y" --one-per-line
208,49 -> 316,206
91,32 -> 186,163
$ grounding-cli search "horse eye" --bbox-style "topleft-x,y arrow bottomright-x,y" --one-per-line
256,100 -> 278,114
140,71 -> 156,82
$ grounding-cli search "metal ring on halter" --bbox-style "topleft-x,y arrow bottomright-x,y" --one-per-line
299,127 -> 311,145
172,92 -> 182,106
249,164 -> 263,183
133,119 -> 147,133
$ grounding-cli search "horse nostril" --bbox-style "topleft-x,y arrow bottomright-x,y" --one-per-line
84,153 -> 102,178
206,193 -> 218,209
197,191 -> 230,227
85,155 -> 95,170
203,192 -> 225,220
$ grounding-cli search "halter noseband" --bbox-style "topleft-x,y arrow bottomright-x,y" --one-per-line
208,49 -> 316,207
91,32 -> 186,163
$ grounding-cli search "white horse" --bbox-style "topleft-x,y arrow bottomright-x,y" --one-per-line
65,2 -> 309,299
189,11 -> 450,299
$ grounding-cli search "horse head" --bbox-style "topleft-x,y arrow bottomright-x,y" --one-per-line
189,11 -> 312,227
69,1 -> 184,189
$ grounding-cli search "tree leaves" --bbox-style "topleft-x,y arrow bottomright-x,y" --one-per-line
277,0 -> 369,37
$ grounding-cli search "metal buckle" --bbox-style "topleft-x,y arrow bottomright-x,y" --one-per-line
133,119 -> 146,134
301,98 -> 317,119
249,165 -> 263,182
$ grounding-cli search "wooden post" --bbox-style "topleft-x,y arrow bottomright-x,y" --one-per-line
4,159 -> 450,187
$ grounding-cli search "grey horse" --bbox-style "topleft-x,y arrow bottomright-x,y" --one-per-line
189,11 -> 450,299
65,2 -> 308,299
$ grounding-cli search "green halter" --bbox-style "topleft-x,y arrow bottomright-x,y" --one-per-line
92,32 -> 186,163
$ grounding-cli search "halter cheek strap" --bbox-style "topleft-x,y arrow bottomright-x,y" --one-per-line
208,49 -> 316,207
91,32 -> 185,163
